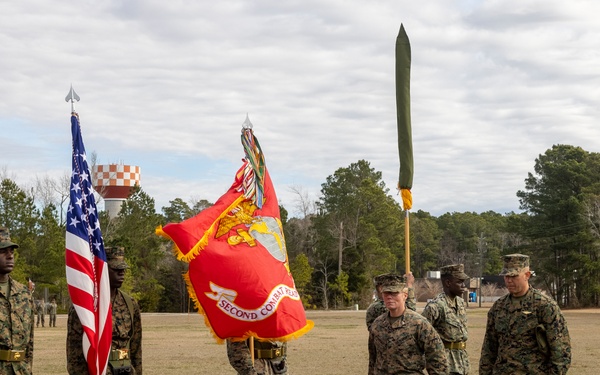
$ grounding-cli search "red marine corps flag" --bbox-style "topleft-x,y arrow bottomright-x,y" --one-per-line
157,117 -> 313,342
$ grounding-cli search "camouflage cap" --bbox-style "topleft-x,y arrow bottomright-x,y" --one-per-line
374,273 -> 396,287
0,227 -> 19,249
106,246 -> 129,270
380,274 -> 406,293
500,253 -> 530,276
440,264 -> 469,280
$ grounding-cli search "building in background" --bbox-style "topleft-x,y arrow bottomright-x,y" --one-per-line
92,163 -> 141,218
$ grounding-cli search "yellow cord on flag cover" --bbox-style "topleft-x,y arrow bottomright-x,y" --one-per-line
399,187 -> 412,273
401,188 -> 412,211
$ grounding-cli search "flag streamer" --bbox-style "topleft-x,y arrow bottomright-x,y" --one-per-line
241,128 -> 265,208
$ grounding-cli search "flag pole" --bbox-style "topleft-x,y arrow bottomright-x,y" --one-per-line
404,210 -> 410,273
250,337 -> 255,365
396,24 -> 413,274
65,85 -> 113,375
242,114 -> 257,365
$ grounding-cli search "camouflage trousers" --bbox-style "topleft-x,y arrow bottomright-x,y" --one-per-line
251,358 -> 287,375
106,364 -> 136,375
36,314 -> 44,327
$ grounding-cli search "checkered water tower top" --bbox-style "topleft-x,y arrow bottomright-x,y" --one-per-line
92,164 -> 141,199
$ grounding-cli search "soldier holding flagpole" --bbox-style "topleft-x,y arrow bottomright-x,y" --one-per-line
227,339 -> 287,375
68,246 -> 143,374
157,116 -> 312,374
0,227 -> 34,375
63,87 -> 143,375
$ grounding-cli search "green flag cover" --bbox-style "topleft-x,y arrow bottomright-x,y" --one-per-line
396,24 -> 413,210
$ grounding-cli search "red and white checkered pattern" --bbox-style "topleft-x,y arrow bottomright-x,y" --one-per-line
92,164 -> 141,187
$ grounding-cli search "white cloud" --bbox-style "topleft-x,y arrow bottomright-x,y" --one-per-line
1,0 -> 599,218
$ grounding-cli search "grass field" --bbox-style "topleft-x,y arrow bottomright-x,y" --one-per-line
33,303 -> 600,374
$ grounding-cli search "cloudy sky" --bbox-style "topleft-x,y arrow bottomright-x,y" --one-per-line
1,0 -> 599,217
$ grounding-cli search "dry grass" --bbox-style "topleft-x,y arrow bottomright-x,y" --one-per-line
33,303 -> 600,374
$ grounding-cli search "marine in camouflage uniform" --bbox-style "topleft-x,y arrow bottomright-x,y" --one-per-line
365,272 -> 416,332
0,228 -> 34,375
227,339 -> 287,374
35,299 -> 45,328
479,254 -> 571,375
368,275 -> 448,375
67,246 -> 142,375
47,298 -> 57,327
422,264 -> 470,374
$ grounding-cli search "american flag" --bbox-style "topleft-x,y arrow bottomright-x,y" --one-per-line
65,113 -> 112,375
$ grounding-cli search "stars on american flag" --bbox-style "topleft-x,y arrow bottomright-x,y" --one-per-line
67,144 -> 104,258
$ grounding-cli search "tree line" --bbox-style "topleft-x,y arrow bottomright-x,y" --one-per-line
2,144 -> 599,311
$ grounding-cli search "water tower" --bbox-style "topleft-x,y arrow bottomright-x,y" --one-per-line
92,164 -> 141,218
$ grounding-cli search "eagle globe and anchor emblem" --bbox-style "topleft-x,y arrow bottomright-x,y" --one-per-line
205,199 -> 299,321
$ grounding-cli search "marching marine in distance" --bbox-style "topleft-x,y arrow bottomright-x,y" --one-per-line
35,299 -> 46,328
47,298 -> 58,327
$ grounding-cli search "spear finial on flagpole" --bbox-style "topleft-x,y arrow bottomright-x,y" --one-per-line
242,113 -> 253,129
65,84 -> 80,113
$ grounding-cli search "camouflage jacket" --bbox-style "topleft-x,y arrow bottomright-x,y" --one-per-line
46,302 -> 57,315
35,301 -> 46,315
479,287 -> 571,375
0,277 -> 34,375
422,292 -> 470,374
227,339 -> 287,375
67,289 -> 143,374
365,287 -> 416,331
368,309 -> 448,375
